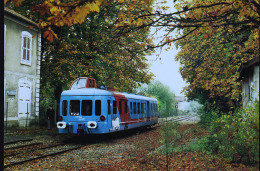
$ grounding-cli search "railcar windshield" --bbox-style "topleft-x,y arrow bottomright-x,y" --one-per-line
82,100 -> 92,116
70,100 -> 80,116
70,78 -> 86,89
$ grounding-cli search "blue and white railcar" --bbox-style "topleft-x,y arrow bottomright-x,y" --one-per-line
56,77 -> 158,135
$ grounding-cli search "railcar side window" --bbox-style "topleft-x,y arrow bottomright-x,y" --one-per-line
82,100 -> 92,116
70,100 -> 80,116
144,103 -> 147,114
62,100 -> 67,116
133,102 -> 136,114
95,100 -> 101,116
137,102 -> 140,114
125,102 -> 128,113
113,101 -> 117,114
141,103 -> 144,114
119,101 -> 122,115
130,102 -> 133,114
107,100 -> 111,115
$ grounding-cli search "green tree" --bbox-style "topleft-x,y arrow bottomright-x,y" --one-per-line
137,80 -> 175,115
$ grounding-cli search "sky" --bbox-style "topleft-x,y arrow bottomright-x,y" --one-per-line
146,0 -> 187,97
147,46 -> 187,96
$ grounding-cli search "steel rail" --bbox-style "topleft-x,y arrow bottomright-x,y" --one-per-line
4,145 -> 83,168
5,142 -> 43,151
4,143 -> 64,158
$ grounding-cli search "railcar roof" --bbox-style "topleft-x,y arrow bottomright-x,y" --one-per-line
115,92 -> 157,102
61,88 -> 114,96
61,88 -> 157,102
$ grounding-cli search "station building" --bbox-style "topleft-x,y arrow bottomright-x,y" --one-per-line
4,7 -> 41,127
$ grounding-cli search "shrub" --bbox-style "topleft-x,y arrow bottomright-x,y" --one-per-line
199,99 -> 259,164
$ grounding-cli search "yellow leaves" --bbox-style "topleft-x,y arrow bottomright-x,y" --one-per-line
49,6 -> 61,15
86,1 -> 101,13
117,0 -> 124,3
136,18 -> 143,26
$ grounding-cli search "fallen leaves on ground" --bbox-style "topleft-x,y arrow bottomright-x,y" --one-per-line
5,124 -> 259,170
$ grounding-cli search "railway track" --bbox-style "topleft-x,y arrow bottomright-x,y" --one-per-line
4,114 -> 198,169
4,141 -> 84,168
158,114 -> 198,126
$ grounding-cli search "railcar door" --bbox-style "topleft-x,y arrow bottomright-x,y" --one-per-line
107,97 -> 112,129
93,96 -> 102,122
119,99 -> 128,123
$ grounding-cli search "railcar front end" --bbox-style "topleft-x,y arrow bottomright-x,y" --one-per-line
56,88 -> 117,135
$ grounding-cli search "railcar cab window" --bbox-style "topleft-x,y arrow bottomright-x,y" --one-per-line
95,100 -> 101,116
113,101 -> 117,114
71,78 -> 86,89
62,100 -> 68,116
89,79 -> 92,87
70,100 -> 80,116
107,100 -> 111,114
82,100 -> 92,116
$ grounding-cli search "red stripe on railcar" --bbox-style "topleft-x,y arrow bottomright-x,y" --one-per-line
113,93 -> 157,125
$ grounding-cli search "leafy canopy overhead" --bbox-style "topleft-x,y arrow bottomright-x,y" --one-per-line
174,0 -> 259,110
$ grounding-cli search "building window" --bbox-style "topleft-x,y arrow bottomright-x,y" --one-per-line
21,31 -> 32,65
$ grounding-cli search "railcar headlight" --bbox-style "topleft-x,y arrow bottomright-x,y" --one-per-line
100,115 -> 106,121
58,116 -> 63,121
57,122 -> 66,129
87,121 -> 97,128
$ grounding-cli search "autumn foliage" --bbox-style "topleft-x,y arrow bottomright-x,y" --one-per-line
4,0 -> 158,106
174,0 -> 259,109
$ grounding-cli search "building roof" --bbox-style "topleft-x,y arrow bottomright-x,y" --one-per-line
175,96 -> 186,103
4,7 -> 38,27
238,56 -> 260,80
